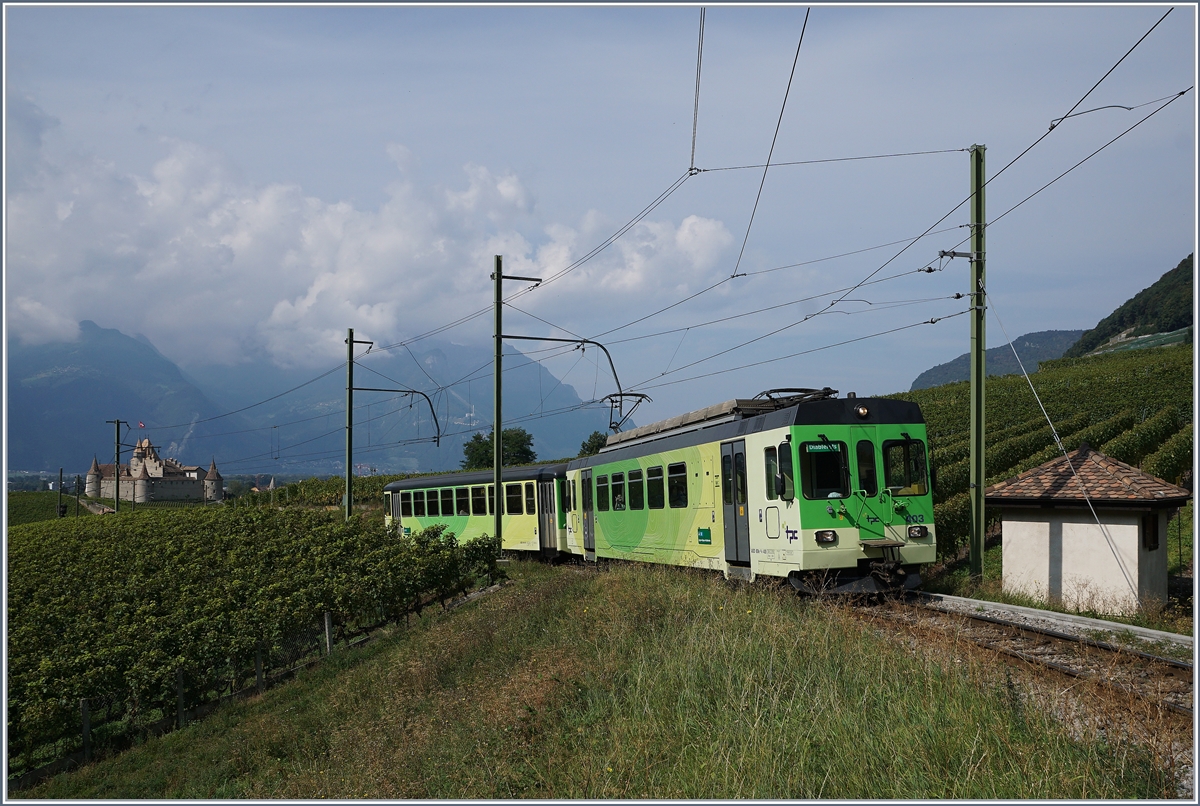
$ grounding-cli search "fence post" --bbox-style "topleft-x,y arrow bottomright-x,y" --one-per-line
324,611 -> 334,655
256,646 -> 264,694
80,698 -> 91,763
176,668 -> 185,729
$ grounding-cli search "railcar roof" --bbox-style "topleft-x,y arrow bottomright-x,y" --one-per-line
383,462 -> 570,492
570,397 -> 924,470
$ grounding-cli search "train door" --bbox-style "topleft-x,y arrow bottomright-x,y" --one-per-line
721,440 -> 751,566
850,426 -> 889,542
581,468 -> 596,560
537,480 -> 557,555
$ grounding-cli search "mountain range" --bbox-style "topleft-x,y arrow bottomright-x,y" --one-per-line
909,253 -> 1194,390
7,323 -> 611,476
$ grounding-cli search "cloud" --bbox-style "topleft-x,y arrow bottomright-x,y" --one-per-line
5,97 -> 735,370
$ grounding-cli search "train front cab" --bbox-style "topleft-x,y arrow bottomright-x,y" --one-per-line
729,415 -> 936,592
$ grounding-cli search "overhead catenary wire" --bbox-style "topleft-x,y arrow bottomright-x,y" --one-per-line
988,88 -> 1193,229
690,7 -> 706,172
808,7 -> 1175,323
698,148 -> 967,173
630,309 -> 972,393
730,7 -> 810,279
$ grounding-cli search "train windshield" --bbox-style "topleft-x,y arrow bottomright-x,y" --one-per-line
800,441 -> 849,499
882,439 -> 928,496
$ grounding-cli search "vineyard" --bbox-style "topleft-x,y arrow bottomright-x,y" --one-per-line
893,343 -> 1193,557
6,509 -> 502,783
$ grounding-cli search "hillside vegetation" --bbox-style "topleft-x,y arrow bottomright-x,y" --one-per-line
893,343 -> 1192,557
7,490 -> 94,526
25,562 -> 1176,799
7,509 -> 502,782
1063,254 -> 1193,358
909,329 -> 1083,390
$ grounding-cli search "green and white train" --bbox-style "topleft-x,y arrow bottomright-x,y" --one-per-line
384,388 -> 936,592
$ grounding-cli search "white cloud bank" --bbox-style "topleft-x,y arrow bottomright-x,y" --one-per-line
6,97 -> 732,370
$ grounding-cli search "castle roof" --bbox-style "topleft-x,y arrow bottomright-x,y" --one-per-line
985,444 -> 1191,510
88,456 -> 101,475
205,459 -> 223,481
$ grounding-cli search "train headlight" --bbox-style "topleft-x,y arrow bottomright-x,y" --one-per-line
907,525 -> 928,539
854,405 -> 869,419
815,530 -> 838,544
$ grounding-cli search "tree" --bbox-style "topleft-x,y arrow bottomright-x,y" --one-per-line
578,430 -> 608,457
461,428 -> 537,470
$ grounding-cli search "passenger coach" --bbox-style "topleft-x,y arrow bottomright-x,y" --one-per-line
384,388 -> 937,592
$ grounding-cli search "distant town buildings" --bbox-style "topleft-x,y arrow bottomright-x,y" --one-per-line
85,438 -> 223,503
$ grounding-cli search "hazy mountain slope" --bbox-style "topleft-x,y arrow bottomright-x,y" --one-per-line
7,321 -> 257,473
1062,254 -> 1193,358
909,330 -> 1084,391
8,324 -> 614,476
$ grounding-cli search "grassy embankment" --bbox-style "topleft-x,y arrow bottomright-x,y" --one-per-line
28,560 -> 1177,799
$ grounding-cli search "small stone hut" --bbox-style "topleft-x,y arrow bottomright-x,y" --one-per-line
984,443 -> 1190,615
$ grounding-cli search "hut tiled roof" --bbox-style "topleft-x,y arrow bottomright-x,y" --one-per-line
985,444 -> 1191,508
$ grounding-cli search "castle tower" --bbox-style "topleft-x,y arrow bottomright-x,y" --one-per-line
133,462 -> 151,504
85,456 -> 101,498
204,459 -> 224,502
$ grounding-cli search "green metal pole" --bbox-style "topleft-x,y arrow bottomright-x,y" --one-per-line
968,144 -> 987,578
493,255 -> 503,546
346,327 -> 354,521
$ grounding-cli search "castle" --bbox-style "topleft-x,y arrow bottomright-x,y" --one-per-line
85,438 -> 224,503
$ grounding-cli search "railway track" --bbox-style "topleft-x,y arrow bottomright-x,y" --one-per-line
857,594 -> 1193,718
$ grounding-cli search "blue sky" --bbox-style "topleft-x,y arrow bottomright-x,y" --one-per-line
5,4 -> 1196,427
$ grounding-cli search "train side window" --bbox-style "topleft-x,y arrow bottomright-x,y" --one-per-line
456,487 -> 470,516
441,489 -> 454,516
883,440 -> 928,496
526,482 -> 537,514
647,466 -> 665,509
426,489 -> 440,517
471,486 -> 486,516
800,441 -> 849,500
414,490 -> 427,517
778,442 -> 795,501
611,472 -> 626,511
722,454 -> 733,505
597,475 -> 610,511
488,484 -> 497,515
764,447 -> 778,501
668,462 -> 688,508
582,476 -> 593,512
856,441 -> 878,497
628,469 -> 644,510
733,454 -> 747,506
506,483 -> 523,515
400,491 -> 413,518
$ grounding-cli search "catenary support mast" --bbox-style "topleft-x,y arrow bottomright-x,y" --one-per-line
968,145 -> 987,578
